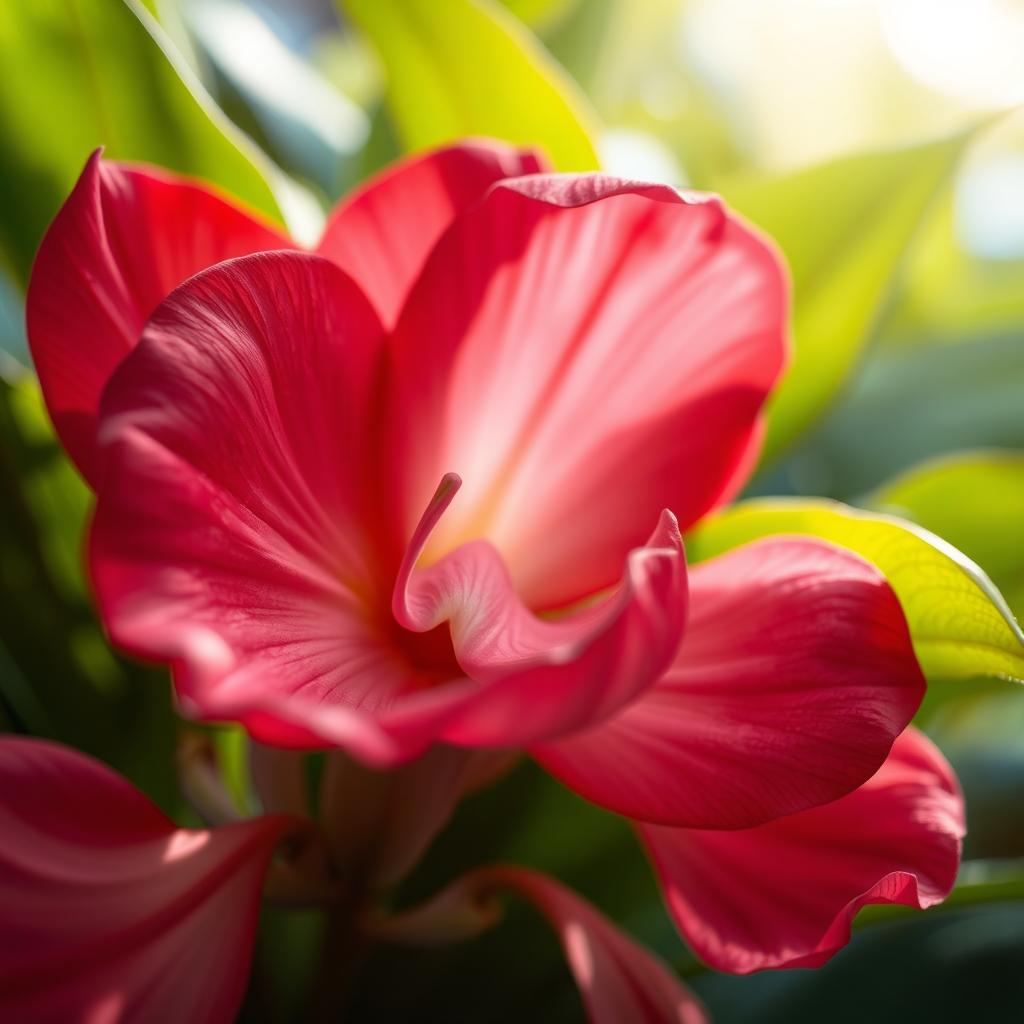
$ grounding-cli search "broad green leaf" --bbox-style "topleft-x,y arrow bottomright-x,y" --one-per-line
687,498 -> 1024,686
340,0 -> 600,171
536,0 -> 614,104
0,0 -> 288,285
542,0 -> 740,186
722,131 -> 976,465
870,452 -> 1024,619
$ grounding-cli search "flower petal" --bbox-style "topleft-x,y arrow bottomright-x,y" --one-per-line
367,866 -> 707,1024
0,737 -> 295,1022
27,152 -> 292,482
93,263 -> 686,761
384,174 -> 787,608
639,728 -> 964,973
391,476 -> 687,747
534,537 -> 925,829
316,139 -> 545,327
90,251 -> 425,751
93,250 -> 670,764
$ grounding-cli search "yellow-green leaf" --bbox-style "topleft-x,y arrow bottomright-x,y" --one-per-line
340,0 -> 599,171
722,130 -> 976,464
0,0 -> 288,284
871,451 -> 1024,619
687,498 -> 1024,686
499,0 -> 579,31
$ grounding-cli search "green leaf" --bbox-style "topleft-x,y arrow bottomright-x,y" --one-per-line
722,131 -> 976,465
687,498 -> 1024,686
498,0 -> 580,31
0,0 -> 289,285
870,451 -> 1024,620
340,0 -> 600,171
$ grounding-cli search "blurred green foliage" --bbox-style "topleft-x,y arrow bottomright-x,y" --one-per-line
724,131 -> 978,465
774,330 -> 1024,498
0,0 -> 286,285
341,0 -> 599,170
0,375 -> 180,810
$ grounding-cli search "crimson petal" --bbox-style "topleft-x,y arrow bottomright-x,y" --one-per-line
90,251 -> 421,755
639,728 -> 964,973
534,537 -> 925,828
27,152 -> 292,482
0,738 -> 295,1022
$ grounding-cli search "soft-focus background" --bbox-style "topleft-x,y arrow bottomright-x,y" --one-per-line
2,1 -> 1024,1020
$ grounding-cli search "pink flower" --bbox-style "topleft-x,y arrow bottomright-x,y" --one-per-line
23,140 -> 964,994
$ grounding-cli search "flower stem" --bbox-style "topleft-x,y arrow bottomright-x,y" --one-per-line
311,893 -> 371,1022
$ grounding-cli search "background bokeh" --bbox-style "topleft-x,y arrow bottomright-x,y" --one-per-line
2,1 -> 1024,1020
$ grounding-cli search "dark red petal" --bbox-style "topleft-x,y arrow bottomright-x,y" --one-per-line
27,152 -> 292,482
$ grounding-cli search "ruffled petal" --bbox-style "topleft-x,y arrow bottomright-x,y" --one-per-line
639,728 -> 964,973
390,475 -> 687,747
534,537 -> 925,828
316,139 -> 545,327
367,865 -> 707,1024
0,738 -> 295,1022
384,174 -> 787,608
26,152 -> 291,482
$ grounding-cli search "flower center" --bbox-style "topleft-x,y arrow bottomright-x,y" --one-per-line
391,621 -> 462,684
